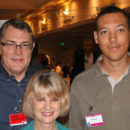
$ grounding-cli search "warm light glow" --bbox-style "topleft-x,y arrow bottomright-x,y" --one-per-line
41,15 -> 46,24
41,19 -> 46,24
38,20 -> 42,33
25,20 -> 31,26
116,0 -> 130,9
64,6 -> 69,15
46,54 -> 50,64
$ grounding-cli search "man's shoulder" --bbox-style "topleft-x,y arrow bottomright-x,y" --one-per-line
74,63 -> 98,81
27,60 -> 42,76
70,62 -> 101,92
29,60 -> 42,71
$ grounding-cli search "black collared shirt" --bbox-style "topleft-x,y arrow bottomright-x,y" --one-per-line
0,60 -> 42,130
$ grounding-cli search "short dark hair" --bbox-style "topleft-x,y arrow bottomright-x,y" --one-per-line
0,18 -> 34,42
95,5 -> 130,30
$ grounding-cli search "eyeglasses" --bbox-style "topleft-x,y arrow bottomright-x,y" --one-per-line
1,41 -> 33,50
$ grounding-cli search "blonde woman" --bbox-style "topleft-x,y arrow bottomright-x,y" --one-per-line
21,70 -> 70,130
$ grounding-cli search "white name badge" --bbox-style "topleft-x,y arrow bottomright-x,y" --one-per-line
85,113 -> 103,127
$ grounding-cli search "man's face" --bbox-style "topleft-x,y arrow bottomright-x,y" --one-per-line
94,12 -> 130,62
0,26 -> 34,80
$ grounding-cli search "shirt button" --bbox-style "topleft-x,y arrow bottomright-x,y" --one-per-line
19,99 -> 22,103
114,94 -> 117,97
17,84 -> 20,87
7,79 -> 10,82
25,79 -> 28,82
112,105 -> 120,110
14,107 -> 18,111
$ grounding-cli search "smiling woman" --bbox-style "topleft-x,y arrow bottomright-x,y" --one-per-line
21,70 -> 70,130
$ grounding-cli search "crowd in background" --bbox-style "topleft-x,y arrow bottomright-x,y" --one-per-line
35,38 -> 99,87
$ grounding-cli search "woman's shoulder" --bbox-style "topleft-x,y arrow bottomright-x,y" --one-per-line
20,120 -> 34,130
56,121 -> 70,130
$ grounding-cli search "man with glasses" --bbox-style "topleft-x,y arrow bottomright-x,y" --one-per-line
0,18 -> 42,130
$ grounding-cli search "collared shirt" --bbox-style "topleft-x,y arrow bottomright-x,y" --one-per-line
0,60 -> 42,130
97,54 -> 130,93
101,65 -> 129,93
69,59 -> 130,130
107,67 -> 129,93
20,120 -> 70,130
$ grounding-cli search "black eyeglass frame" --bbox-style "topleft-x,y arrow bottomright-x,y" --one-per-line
0,41 -> 33,49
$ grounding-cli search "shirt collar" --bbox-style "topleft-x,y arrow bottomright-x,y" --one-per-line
95,54 -> 130,79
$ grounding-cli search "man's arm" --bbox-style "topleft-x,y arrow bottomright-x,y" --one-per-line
69,81 -> 85,130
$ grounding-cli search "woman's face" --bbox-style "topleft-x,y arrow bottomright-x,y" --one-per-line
32,94 -> 61,125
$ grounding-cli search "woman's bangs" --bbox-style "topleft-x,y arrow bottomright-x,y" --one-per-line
33,83 -> 61,98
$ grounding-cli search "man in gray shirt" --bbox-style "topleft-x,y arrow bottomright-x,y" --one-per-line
69,6 -> 130,130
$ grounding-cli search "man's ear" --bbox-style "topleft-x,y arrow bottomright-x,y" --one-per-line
94,31 -> 99,45
32,42 -> 35,49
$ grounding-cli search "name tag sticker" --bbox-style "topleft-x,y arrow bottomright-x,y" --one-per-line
9,113 -> 27,126
85,113 -> 103,127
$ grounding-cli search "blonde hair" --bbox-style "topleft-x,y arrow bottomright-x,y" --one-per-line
22,70 -> 70,119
